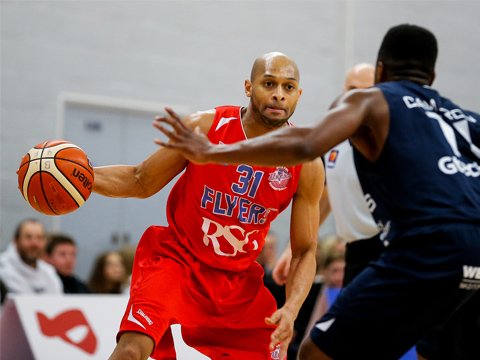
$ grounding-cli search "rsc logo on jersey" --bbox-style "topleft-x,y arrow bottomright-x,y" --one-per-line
268,167 -> 292,191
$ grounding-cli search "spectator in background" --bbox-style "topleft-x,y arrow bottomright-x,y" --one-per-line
118,245 -> 136,294
88,251 -> 126,294
0,225 -> 7,305
256,231 -> 278,275
304,236 -> 346,339
256,231 -> 285,308
0,219 -> 62,294
0,279 -> 7,305
44,233 -> 90,294
288,235 -> 345,359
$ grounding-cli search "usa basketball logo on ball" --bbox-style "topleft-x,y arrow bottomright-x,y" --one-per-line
17,140 -> 94,215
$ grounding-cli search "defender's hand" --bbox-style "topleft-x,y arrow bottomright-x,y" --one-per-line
153,107 -> 212,165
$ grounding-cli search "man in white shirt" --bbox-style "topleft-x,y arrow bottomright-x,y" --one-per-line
272,63 -> 382,287
0,219 -> 62,294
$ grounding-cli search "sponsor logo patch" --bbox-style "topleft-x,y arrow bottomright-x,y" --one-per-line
460,265 -> 480,290
127,305 -> 149,330
36,309 -> 97,354
327,150 -> 339,168
438,156 -> 480,177
268,167 -> 292,191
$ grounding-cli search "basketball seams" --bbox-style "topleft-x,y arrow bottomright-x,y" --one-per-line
54,157 -> 94,178
38,159 -> 58,215
42,159 -> 86,206
40,141 -> 91,205
39,143 -> 58,215
22,159 -> 40,201
44,142 -> 94,177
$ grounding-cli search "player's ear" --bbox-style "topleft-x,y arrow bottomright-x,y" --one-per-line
429,72 -> 436,86
374,62 -> 385,85
297,88 -> 303,103
245,79 -> 252,98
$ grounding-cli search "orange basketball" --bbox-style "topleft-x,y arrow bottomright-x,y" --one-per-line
18,140 -> 94,215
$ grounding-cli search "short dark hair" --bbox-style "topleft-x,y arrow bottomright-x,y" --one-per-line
377,24 -> 438,81
14,218 -> 44,241
45,233 -> 76,255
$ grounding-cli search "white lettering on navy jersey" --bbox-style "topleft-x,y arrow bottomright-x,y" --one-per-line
376,220 -> 391,246
440,107 -> 477,123
460,265 -> 480,290
364,193 -> 377,213
403,96 -> 434,111
438,156 -> 480,177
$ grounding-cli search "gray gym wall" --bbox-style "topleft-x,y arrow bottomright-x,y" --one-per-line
2,1 -> 479,276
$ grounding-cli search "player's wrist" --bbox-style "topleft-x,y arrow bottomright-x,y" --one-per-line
281,302 -> 300,319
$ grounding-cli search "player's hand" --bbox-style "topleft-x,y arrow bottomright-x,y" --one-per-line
153,107 -> 212,164
265,307 -> 295,360
272,248 -> 292,286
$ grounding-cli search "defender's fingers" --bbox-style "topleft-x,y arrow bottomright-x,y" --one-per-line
164,107 -> 189,130
164,107 -> 182,121
153,122 -> 184,142
154,116 -> 184,132
154,139 -> 173,148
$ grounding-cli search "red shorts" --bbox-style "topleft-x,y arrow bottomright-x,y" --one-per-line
118,226 -> 279,360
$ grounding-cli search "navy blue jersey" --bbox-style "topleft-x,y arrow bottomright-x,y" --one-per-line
354,80 -> 480,244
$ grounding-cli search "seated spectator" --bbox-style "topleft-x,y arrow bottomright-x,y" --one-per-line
0,219 -> 62,294
1,279 -> 8,305
257,231 -> 285,307
303,235 -> 346,340
44,233 -> 90,294
118,245 -> 136,294
88,251 -> 126,294
287,239 -> 325,359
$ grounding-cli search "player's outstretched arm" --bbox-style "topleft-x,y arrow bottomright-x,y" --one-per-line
266,157 -> 325,360
93,110 -> 215,199
154,91 -> 376,167
92,149 -> 187,199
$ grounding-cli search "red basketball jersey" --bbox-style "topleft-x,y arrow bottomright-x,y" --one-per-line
167,106 -> 302,271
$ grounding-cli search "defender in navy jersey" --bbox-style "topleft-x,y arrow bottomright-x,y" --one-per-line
157,24 -> 480,360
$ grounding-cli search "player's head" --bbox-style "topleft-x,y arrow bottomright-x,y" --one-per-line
246,52 -> 302,128
343,63 -> 375,93
375,24 -> 438,85
45,234 -> 77,276
14,218 -> 47,267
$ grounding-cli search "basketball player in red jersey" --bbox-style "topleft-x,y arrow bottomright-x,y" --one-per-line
93,52 -> 324,360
